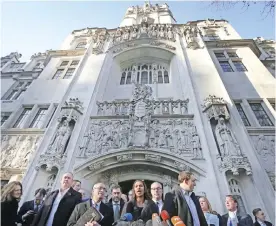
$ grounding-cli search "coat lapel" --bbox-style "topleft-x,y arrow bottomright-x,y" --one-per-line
60,187 -> 73,202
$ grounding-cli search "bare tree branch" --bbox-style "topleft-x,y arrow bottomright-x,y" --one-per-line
209,1 -> 275,18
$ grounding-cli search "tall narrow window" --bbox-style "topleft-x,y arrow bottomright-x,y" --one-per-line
120,72 -> 126,85
126,72 -> 132,84
52,69 -> 64,79
6,90 -> 18,100
1,115 -> 9,126
30,108 -> 49,128
60,61 -> 69,66
235,103 -> 250,126
228,179 -> 246,215
46,106 -> 57,128
219,61 -> 233,72
75,42 -> 87,49
158,71 -> 163,83
149,71 -> 152,84
13,108 -> 32,128
141,71 -> 148,84
250,103 -> 273,126
71,60 -> 80,66
137,72 -> 140,83
164,71 -> 169,83
63,68 -> 75,79
233,61 -> 247,72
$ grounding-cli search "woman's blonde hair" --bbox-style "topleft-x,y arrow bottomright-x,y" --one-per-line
1,181 -> 22,202
199,196 -> 213,212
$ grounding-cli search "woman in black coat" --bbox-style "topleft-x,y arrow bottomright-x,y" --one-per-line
1,181 -> 23,226
124,180 -> 151,221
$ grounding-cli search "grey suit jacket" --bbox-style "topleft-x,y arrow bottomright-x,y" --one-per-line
221,213 -> 254,226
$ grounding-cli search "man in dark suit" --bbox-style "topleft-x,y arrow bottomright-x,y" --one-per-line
221,195 -> 253,226
31,172 -> 81,226
252,208 -> 272,226
106,184 -> 125,222
18,188 -> 47,226
162,171 -> 208,226
141,182 -> 163,222
67,182 -> 114,226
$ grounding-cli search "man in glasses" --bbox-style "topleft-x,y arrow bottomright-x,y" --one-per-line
141,182 -> 163,222
67,183 -> 114,226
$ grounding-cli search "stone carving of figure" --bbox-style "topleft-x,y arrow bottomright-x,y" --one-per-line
215,117 -> 242,157
115,28 -> 122,43
12,136 -> 33,168
150,25 -> 157,38
97,102 -> 104,116
158,129 -> 167,148
1,136 -> 21,167
123,28 -> 130,41
181,102 -> 188,114
173,129 -> 182,154
79,125 -> 96,157
185,29 -> 192,44
256,135 -> 270,158
158,26 -> 165,39
167,26 -> 174,41
131,27 -> 138,40
48,120 -> 71,156
112,130 -> 120,148
1,135 -> 10,151
192,129 -> 202,158
119,124 -> 129,148
140,23 -> 148,35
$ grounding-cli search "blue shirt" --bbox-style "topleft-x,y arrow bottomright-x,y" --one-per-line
181,189 -> 200,226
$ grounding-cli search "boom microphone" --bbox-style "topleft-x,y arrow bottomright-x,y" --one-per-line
171,216 -> 186,226
160,210 -> 173,226
152,213 -> 163,226
112,213 -> 133,226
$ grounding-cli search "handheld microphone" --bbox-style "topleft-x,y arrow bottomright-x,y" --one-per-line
160,210 -> 173,226
112,213 -> 133,226
152,213 -> 163,226
171,216 -> 186,226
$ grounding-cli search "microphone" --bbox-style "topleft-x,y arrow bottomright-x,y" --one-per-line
152,213 -> 163,226
112,213 -> 133,226
171,216 -> 186,226
160,210 -> 173,226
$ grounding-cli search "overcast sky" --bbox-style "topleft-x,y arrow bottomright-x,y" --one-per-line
1,1 -> 275,62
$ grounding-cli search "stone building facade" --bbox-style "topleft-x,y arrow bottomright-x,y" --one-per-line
1,2 -> 275,222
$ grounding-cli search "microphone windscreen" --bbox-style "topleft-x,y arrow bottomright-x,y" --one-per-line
131,220 -> 145,226
171,216 -> 186,226
146,220 -> 153,226
160,210 -> 170,221
123,213 -> 133,221
117,222 -> 131,226
152,213 -> 159,219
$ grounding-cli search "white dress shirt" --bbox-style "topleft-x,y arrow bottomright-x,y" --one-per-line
152,199 -> 163,214
46,188 -> 70,226
228,210 -> 239,226
257,220 -> 267,226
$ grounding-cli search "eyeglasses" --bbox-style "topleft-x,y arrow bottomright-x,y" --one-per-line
151,188 -> 162,191
93,187 -> 107,192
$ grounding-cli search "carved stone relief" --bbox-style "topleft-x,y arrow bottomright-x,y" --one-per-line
250,135 -> 275,189
145,154 -> 161,163
92,29 -> 109,55
89,161 -> 105,172
174,161 -> 191,171
183,25 -> 204,49
117,154 -> 132,162
80,84 -> 202,159
202,95 -> 230,120
1,135 -> 42,170
111,23 -> 178,47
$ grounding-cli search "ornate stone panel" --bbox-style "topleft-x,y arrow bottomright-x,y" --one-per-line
250,135 -> 275,189
1,135 -> 42,170
79,84 -> 202,160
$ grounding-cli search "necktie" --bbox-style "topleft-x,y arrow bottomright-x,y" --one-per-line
230,219 -> 233,226
114,203 -> 120,221
34,204 -> 39,213
156,202 -> 159,213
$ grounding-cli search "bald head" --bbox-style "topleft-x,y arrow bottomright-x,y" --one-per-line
60,172 -> 74,190
92,183 -> 107,202
151,182 -> 163,201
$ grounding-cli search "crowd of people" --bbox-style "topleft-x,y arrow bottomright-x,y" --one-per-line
1,171 -> 273,226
